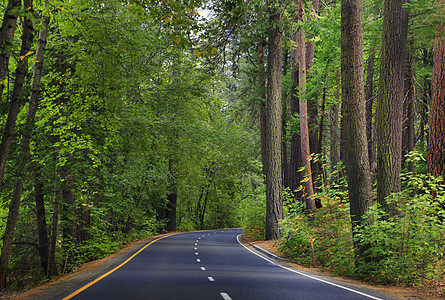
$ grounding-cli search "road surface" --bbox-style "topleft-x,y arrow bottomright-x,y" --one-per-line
60,229 -> 389,300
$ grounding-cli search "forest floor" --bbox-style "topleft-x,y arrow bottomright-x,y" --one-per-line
241,236 -> 444,300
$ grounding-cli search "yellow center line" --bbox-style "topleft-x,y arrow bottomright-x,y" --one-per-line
62,232 -> 179,300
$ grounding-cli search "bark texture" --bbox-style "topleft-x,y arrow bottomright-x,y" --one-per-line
265,2 -> 283,240
428,16 -> 445,178
376,0 -> 409,215
35,176 -> 49,275
330,103 -> 340,167
282,50 -> 289,188
403,47 -> 415,174
330,69 -> 341,168
258,38 -> 267,177
0,0 -> 35,288
0,2 -> 34,186
306,0 -> 320,196
0,0 -> 21,103
297,0 -> 316,210
341,0 -> 373,258
365,48 -> 375,170
289,31 -> 301,199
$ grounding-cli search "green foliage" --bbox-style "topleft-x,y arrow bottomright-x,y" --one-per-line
279,162 -> 355,276
0,0 -> 263,290
279,166 -> 445,287
0,0 -> 441,292
355,174 -> 445,285
238,172 -> 266,240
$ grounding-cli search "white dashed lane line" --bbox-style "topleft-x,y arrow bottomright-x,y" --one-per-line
195,232 -> 233,300
194,232 -> 225,298
220,292 -> 232,300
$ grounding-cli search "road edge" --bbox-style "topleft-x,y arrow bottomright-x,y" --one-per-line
237,234 -> 400,300
7,233 -> 177,300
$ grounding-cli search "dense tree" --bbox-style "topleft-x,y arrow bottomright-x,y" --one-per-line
0,0 -> 34,187
376,0 -> 409,215
296,0 -> 316,210
340,0 -> 373,259
403,47 -> 415,174
0,0 -> 35,287
365,48 -> 376,175
428,5 -> 445,179
0,0 -> 444,291
289,9 -> 301,200
265,0 -> 284,240
0,0 -> 20,104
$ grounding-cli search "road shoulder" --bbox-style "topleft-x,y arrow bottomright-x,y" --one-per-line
240,235 -> 441,300
4,233 -> 173,300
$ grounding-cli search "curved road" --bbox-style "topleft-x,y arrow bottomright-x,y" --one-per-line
60,229 -> 389,300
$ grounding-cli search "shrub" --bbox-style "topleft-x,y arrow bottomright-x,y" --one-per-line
355,174 -> 445,285
238,177 -> 266,240
279,197 -> 356,276
279,162 -> 445,287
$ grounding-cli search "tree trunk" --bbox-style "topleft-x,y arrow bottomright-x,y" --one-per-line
376,0 -> 409,215
418,49 -> 432,146
61,167 -> 76,272
341,0 -> 373,260
315,88 -> 326,209
318,88 -> 326,167
47,180 -> 60,278
166,159 -> 177,232
258,38 -> 267,177
35,175 -> 50,276
330,103 -> 340,167
265,1 -> 283,240
0,0 -> 34,187
403,45 -> 415,174
305,0 -> 319,71
297,0 -> 316,210
307,0 -> 320,195
199,189 -> 209,230
76,205 -> 90,243
34,9 -> 52,276
282,50 -> 290,189
289,31 -> 302,200
0,1 -> 36,288
330,69 -> 341,168
371,101 -> 378,182
428,12 -> 445,178
340,103 -> 346,163
365,48 -> 375,169
0,0 -> 21,104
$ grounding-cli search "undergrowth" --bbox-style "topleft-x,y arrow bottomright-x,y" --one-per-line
278,162 -> 445,288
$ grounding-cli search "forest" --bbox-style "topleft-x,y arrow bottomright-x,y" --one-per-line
0,0 -> 443,295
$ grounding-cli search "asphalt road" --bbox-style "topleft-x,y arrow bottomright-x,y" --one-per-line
59,229 -> 390,300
